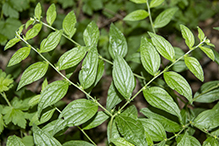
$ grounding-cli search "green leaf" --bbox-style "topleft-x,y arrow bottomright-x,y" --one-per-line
8,47 -> 31,67
25,19 -> 34,29
130,0 -> 146,4
111,137 -> 135,146
41,78 -> 48,92
0,114 -> 5,134
213,27 -> 219,31
180,25 -> 195,49
115,115 -> 147,146
203,137 -> 219,146
25,23 -> 42,40
33,124 -> 62,146
184,56 -> 204,81
94,59 -> 104,86
150,0 -> 165,8
34,3 -> 42,20
197,26 -> 205,42
38,80 -> 69,116
112,55 -> 135,99
109,23 -> 128,59
17,61 -> 49,90
46,4 -> 56,25
107,120 -> 120,142
199,45 -> 215,61
143,87 -> 182,122
28,95 -> 40,107
40,30 -> 63,53
4,38 -> 20,50
6,135 -> 25,146
63,140 -> 94,146
22,136 -> 34,146
82,111 -> 109,130
63,11 -> 77,38
164,71 -> 192,103
79,46 -> 98,89
0,69 -> 14,92
148,32 -> 175,62
57,46 -> 87,70
83,21 -> 99,46
124,10 -> 149,21
154,7 -> 178,28
121,105 -> 138,118
140,36 -> 160,76
177,132 -> 191,146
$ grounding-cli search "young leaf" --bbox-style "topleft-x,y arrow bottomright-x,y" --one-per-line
63,140 -> 94,146
46,4 -> 56,25
123,10 -> 149,21
25,19 -> 34,29
184,56 -> 204,81
112,55 -> 135,99
63,11 -> 77,38
83,21 -> 99,46
154,7 -> 178,28
34,3 -> 42,20
8,47 -> 31,67
164,71 -> 192,103
148,32 -> 175,62
180,25 -> 195,49
197,26 -> 205,42
17,61 -> 49,90
177,132 -> 191,146
140,36 -> 160,76
57,46 -> 87,70
150,0 -> 165,8
115,115 -> 147,146
111,137 -> 135,146
25,23 -> 42,40
40,30 -> 63,53
7,135 -> 25,146
199,45 -> 215,61
130,0 -> 146,4
4,38 -> 20,51
38,80 -> 69,116
143,87 -> 182,122
79,46 -> 98,89
109,23 -> 128,59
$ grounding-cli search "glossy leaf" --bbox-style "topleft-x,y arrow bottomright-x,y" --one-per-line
79,46 -> 98,89
46,4 -> 56,25
143,87 -> 182,122
38,80 -> 69,116
6,135 -> 25,146
63,11 -> 76,38
150,0 -> 164,8
28,95 -> 40,107
123,10 -> 149,21
177,132 -> 191,146
121,105 -> 138,118
25,19 -> 34,29
83,21 -> 99,46
25,23 -> 42,40
203,137 -> 219,146
112,55 -> 135,99
199,45 -> 215,61
17,61 -> 49,90
4,38 -> 20,51
111,137 -> 135,146
34,3 -> 42,20
57,46 -> 87,70
184,56 -> 204,81
180,25 -> 195,49
197,26 -> 205,42
154,7 -> 178,28
109,23 -> 128,59
8,47 -> 31,67
63,140 -> 94,146
164,71 -> 192,103
94,59 -> 104,86
140,36 -> 160,76
40,30 -> 63,53
149,32 -> 175,62
0,114 -> 5,134
130,0 -> 146,4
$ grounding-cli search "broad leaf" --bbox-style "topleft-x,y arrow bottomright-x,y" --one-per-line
197,26 -> 205,42
180,25 -> 195,49
4,38 -> 20,50
6,135 -> 25,146
177,132 -> 191,146
199,45 -> 215,61
130,0 -> 146,4
112,55 -> 135,99
164,71 -> 192,103
28,95 -> 40,107
63,11 -> 76,38
107,120 -> 120,142
34,3 -> 42,20
8,47 -> 31,67
17,61 -> 49,90
202,137 -> 219,146
184,56 -> 204,81
63,140 -> 94,146
140,36 -> 160,76
83,21 -> 99,46
123,10 -> 149,21
111,137 -> 135,146
149,32 -> 175,62
109,23 -> 128,59
121,105 -> 138,118
38,80 -> 69,116
46,4 -> 56,25
154,7 -> 178,28
150,0 -> 165,8
25,23 -> 42,40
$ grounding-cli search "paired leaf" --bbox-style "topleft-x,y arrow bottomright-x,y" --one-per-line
199,45 -> 215,61
202,137 -> 219,146
83,21 -> 99,46
25,23 -> 42,40
197,26 -> 205,42
63,11 -> 77,38
177,132 -> 191,146
46,4 -> 56,25
130,0 -> 146,4
123,10 -> 149,21
34,3 -> 42,20
4,38 -> 20,50
150,0 -> 165,8
6,135 -> 25,146
111,137 -> 135,146
17,61 -> 49,90
63,140 -> 94,146
180,25 -> 195,49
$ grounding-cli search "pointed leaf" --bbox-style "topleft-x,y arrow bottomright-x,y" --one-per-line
94,59 -> 104,86
7,135 -> 25,146
123,10 -> 149,21
109,23 -> 128,59
197,26 -> 205,42
46,4 -> 56,25
150,0 -> 165,8
203,137 -> 219,146
63,140 -> 94,146
140,36 -> 160,76
180,25 -> 195,49
177,132 -> 191,146
111,137 -> 135,146
107,120 -> 120,142
199,45 -> 215,61
34,3 -> 42,20
149,32 -> 175,61
25,23 -> 42,40
130,0 -> 146,4
4,38 -> 20,50
63,11 -> 76,38
112,55 -> 135,99
25,19 -> 34,29
17,61 -> 49,90
121,105 -> 138,118
83,21 -> 99,46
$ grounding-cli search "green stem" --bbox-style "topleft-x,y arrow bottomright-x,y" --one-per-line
192,124 -> 219,140
1,92 -> 12,107
146,1 -> 156,34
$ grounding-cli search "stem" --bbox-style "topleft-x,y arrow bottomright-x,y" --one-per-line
146,1 -> 156,34
192,124 -> 219,140
1,92 -> 12,107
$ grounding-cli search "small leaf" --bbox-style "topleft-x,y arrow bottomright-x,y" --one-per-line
0,114 -> 5,134
177,132 -> 191,146
164,71 -> 192,103
140,36 -> 160,76
180,25 -> 195,49
130,0 -> 146,4
25,19 -> 34,29
111,137 -> 135,146
83,21 -> 99,46
34,3 -> 42,20
4,38 -> 20,51
40,30 -> 63,53
184,56 -> 204,81
25,23 -> 42,40
63,11 -> 77,38
7,135 -> 25,146
8,47 -> 31,67
123,10 -> 149,21
38,80 -> 69,116
41,78 -> 48,92
112,55 -> 135,99
199,45 -> 215,61
149,32 -> 175,61
154,7 -> 178,28
63,140 -> 94,146
213,27 -> 219,31
46,4 -> 56,25
17,61 -> 49,90
94,59 -> 104,86
109,23 -> 128,59
197,26 -> 205,42
150,0 -> 165,8
28,95 -> 40,107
